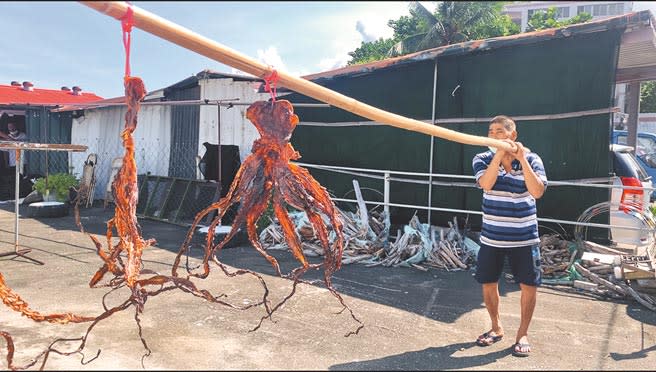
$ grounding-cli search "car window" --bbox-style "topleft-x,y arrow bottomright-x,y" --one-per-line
638,136 -> 656,156
614,150 -> 650,181
643,153 -> 656,168
617,135 -> 627,145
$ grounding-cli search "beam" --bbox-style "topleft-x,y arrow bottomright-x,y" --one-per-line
616,65 -> 656,83
626,81 -> 640,151
79,1 -> 516,152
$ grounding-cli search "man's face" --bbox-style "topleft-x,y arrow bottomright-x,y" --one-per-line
488,123 -> 516,141
7,124 -> 17,133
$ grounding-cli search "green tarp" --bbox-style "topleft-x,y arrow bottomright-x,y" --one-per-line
284,29 -> 623,237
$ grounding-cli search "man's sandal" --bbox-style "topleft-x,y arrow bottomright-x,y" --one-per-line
511,342 -> 531,357
475,331 -> 503,346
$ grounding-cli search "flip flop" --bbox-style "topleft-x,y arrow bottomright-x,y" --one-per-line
476,331 -> 503,346
511,342 -> 531,357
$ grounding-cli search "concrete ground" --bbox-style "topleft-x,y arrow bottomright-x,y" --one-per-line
0,202 -> 655,370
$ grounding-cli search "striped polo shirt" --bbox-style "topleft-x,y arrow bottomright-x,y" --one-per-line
472,150 -> 548,248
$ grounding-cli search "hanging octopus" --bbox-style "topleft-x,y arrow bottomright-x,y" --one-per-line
173,99 -> 362,335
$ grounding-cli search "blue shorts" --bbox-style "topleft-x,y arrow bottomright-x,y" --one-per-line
475,243 -> 542,286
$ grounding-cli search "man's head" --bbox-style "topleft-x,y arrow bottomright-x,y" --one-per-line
488,115 -> 516,141
7,122 -> 19,136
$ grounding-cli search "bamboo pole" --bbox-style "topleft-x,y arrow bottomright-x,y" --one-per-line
80,1 -> 516,151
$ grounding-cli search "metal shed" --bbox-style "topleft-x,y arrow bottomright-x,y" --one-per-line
64,70 -> 270,200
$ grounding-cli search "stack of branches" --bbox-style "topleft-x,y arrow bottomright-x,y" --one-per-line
539,234 -> 574,278
539,238 -> 656,312
259,206 -> 390,265
261,208 -> 479,272
367,215 -> 476,271
571,262 -> 656,310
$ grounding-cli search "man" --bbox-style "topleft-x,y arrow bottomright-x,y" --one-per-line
0,122 -> 28,199
471,115 -> 547,357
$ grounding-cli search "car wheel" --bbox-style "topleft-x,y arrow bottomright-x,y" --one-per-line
26,201 -> 69,218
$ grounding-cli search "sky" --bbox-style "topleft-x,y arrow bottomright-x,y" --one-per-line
1,1 -> 656,99
0,1 -> 434,99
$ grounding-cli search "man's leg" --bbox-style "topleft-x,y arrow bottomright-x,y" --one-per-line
509,244 -> 541,355
516,283 -> 536,349
482,282 -> 504,336
475,244 -> 506,344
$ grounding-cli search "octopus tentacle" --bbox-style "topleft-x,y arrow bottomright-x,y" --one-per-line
172,156 -> 261,278
272,193 -> 309,269
244,189 -> 282,276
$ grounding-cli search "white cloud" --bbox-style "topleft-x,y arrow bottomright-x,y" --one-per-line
633,2 -> 656,13
356,20 -> 381,42
229,68 -> 255,77
317,54 -> 350,71
256,46 -> 287,72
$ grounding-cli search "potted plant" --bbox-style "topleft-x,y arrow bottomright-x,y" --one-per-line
32,173 -> 79,202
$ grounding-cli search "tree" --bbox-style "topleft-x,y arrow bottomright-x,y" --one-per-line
525,7 -> 592,32
348,14 -> 428,65
348,38 -> 397,65
640,81 -> 656,113
388,2 -> 508,57
347,1 -> 519,65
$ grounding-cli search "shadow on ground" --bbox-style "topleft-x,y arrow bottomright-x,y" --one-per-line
3,202 -> 656,331
330,342 -> 511,370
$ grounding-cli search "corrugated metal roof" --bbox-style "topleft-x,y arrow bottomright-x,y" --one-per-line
279,10 -> 654,89
56,69 -> 262,112
164,69 -> 261,92
53,90 -> 166,112
0,84 -> 103,106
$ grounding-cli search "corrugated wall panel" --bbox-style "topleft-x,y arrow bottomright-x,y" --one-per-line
199,78 -> 270,162
168,85 -> 200,179
71,104 -> 171,200
25,107 -> 72,176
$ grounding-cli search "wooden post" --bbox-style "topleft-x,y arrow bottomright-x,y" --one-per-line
79,1 -> 515,152
626,81 -> 641,150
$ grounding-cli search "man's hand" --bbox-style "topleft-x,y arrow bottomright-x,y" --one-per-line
511,141 -> 527,161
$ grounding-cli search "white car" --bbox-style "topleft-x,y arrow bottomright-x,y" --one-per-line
609,144 -> 654,251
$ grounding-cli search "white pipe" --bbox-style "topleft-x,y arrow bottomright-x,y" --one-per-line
331,197 -> 653,232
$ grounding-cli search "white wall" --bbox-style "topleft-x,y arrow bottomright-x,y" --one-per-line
198,78 -> 271,162
70,104 -> 171,200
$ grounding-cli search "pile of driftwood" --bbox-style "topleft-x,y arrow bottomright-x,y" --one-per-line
260,207 -> 479,271
260,179 -> 477,271
540,234 -> 576,278
259,206 -> 389,265
538,234 -> 656,312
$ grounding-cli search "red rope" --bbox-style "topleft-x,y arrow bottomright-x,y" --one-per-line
263,70 -> 279,103
120,5 -> 135,78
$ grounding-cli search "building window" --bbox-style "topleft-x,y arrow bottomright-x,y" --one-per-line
528,6 -> 570,19
577,3 -> 625,17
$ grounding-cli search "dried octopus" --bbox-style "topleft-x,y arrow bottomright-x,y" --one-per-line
173,99 -> 363,334
1,81 -> 362,371
0,77 -> 263,370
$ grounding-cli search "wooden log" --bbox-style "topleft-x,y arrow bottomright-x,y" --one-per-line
573,280 -> 599,291
80,1 -> 515,151
574,263 -> 627,296
581,252 -> 618,265
583,240 -> 627,255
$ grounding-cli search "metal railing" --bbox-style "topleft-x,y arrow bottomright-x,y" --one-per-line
295,162 -> 656,233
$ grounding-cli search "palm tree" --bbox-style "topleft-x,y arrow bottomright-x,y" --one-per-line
388,1 -> 498,57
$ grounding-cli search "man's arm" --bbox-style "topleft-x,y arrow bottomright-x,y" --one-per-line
514,142 -> 545,199
477,152 -> 502,191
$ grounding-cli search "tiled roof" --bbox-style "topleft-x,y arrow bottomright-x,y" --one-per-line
0,84 -> 103,106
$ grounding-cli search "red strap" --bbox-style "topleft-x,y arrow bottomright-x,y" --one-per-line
263,70 -> 278,103
120,5 -> 135,78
